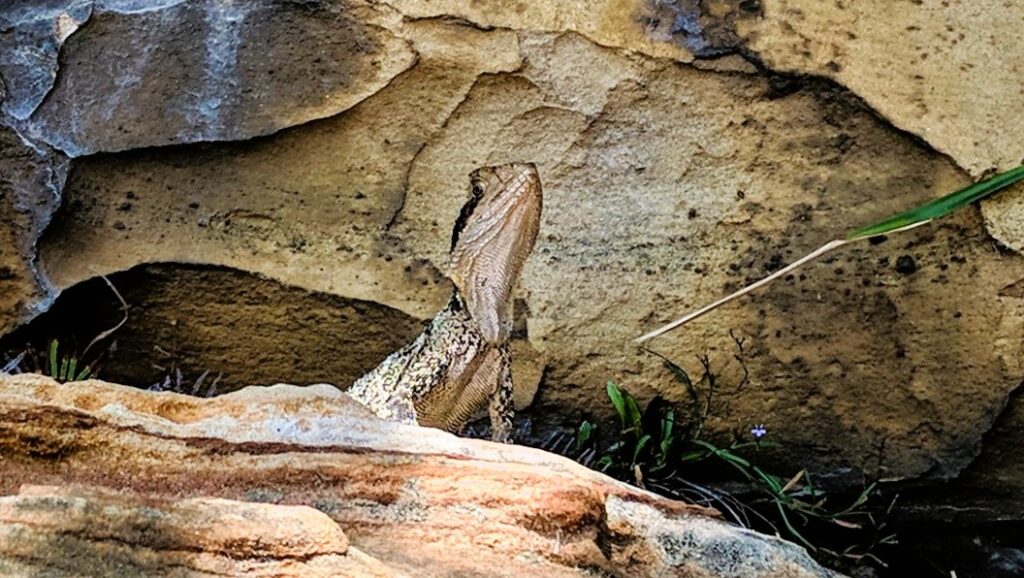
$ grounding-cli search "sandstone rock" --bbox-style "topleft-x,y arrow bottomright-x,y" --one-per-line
0,485 -> 400,577
0,0 -> 1022,534
728,0 -> 1024,178
3,0 -> 417,155
32,20 -> 1024,487
0,373 -> 837,578
697,0 -> 1024,256
389,0 -> 692,61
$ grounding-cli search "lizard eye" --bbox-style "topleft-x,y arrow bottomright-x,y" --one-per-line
453,180 -> 486,251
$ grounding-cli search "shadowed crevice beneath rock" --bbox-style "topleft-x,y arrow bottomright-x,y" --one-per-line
0,263 -> 424,394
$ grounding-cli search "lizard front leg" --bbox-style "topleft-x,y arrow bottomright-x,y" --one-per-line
488,343 -> 514,443
348,329 -> 444,425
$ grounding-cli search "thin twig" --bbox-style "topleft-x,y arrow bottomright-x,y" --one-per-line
1,352 -> 26,375
636,239 -> 850,343
82,274 -> 129,357
635,220 -> 933,343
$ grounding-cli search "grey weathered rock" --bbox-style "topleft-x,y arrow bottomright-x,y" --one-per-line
0,125 -> 66,340
0,1 -> 92,121
3,0 -> 416,155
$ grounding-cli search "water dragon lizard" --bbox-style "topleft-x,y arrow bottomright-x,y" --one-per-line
348,163 -> 542,442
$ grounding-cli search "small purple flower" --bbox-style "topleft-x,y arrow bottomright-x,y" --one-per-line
750,424 -> 768,439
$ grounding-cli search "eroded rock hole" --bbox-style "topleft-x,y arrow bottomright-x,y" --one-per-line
0,263 -> 422,396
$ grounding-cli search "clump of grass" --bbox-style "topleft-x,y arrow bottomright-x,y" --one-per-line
577,354 -> 897,570
1,274 -> 128,384
2,338 -> 111,383
47,339 -> 94,382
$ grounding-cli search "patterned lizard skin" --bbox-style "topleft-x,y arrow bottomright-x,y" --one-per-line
348,163 -> 542,442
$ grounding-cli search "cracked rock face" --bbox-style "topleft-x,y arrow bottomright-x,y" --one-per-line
1,0 -> 1024,509
0,125 -> 65,337
0,374 -> 837,578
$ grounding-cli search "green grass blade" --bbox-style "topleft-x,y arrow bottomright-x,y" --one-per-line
624,395 -> 643,432
637,163 -> 1024,342
577,421 -> 594,449
606,382 -> 628,428
48,340 -> 59,379
847,164 -> 1024,240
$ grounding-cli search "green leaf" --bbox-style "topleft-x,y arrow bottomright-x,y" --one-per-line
776,501 -> 817,552
662,358 -> 693,389
606,381 -> 628,428
678,449 -> 708,463
633,434 -> 652,465
659,410 -> 675,460
847,164 -> 1024,240
67,358 -> 78,382
624,394 -> 643,432
577,421 -> 594,449
753,465 -> 783,494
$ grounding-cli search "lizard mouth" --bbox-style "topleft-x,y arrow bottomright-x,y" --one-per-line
450,175 -> 486,251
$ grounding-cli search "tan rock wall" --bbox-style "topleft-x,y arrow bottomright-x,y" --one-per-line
1,0 -> 1023,492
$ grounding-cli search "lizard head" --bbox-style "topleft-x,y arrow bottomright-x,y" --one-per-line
449,162 -> 542,344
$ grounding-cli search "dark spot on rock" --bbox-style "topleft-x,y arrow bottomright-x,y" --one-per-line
895,255 -> 918,275
739,0 -> 761,13
765,74 -> 804,99
868,235 -> 889,245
